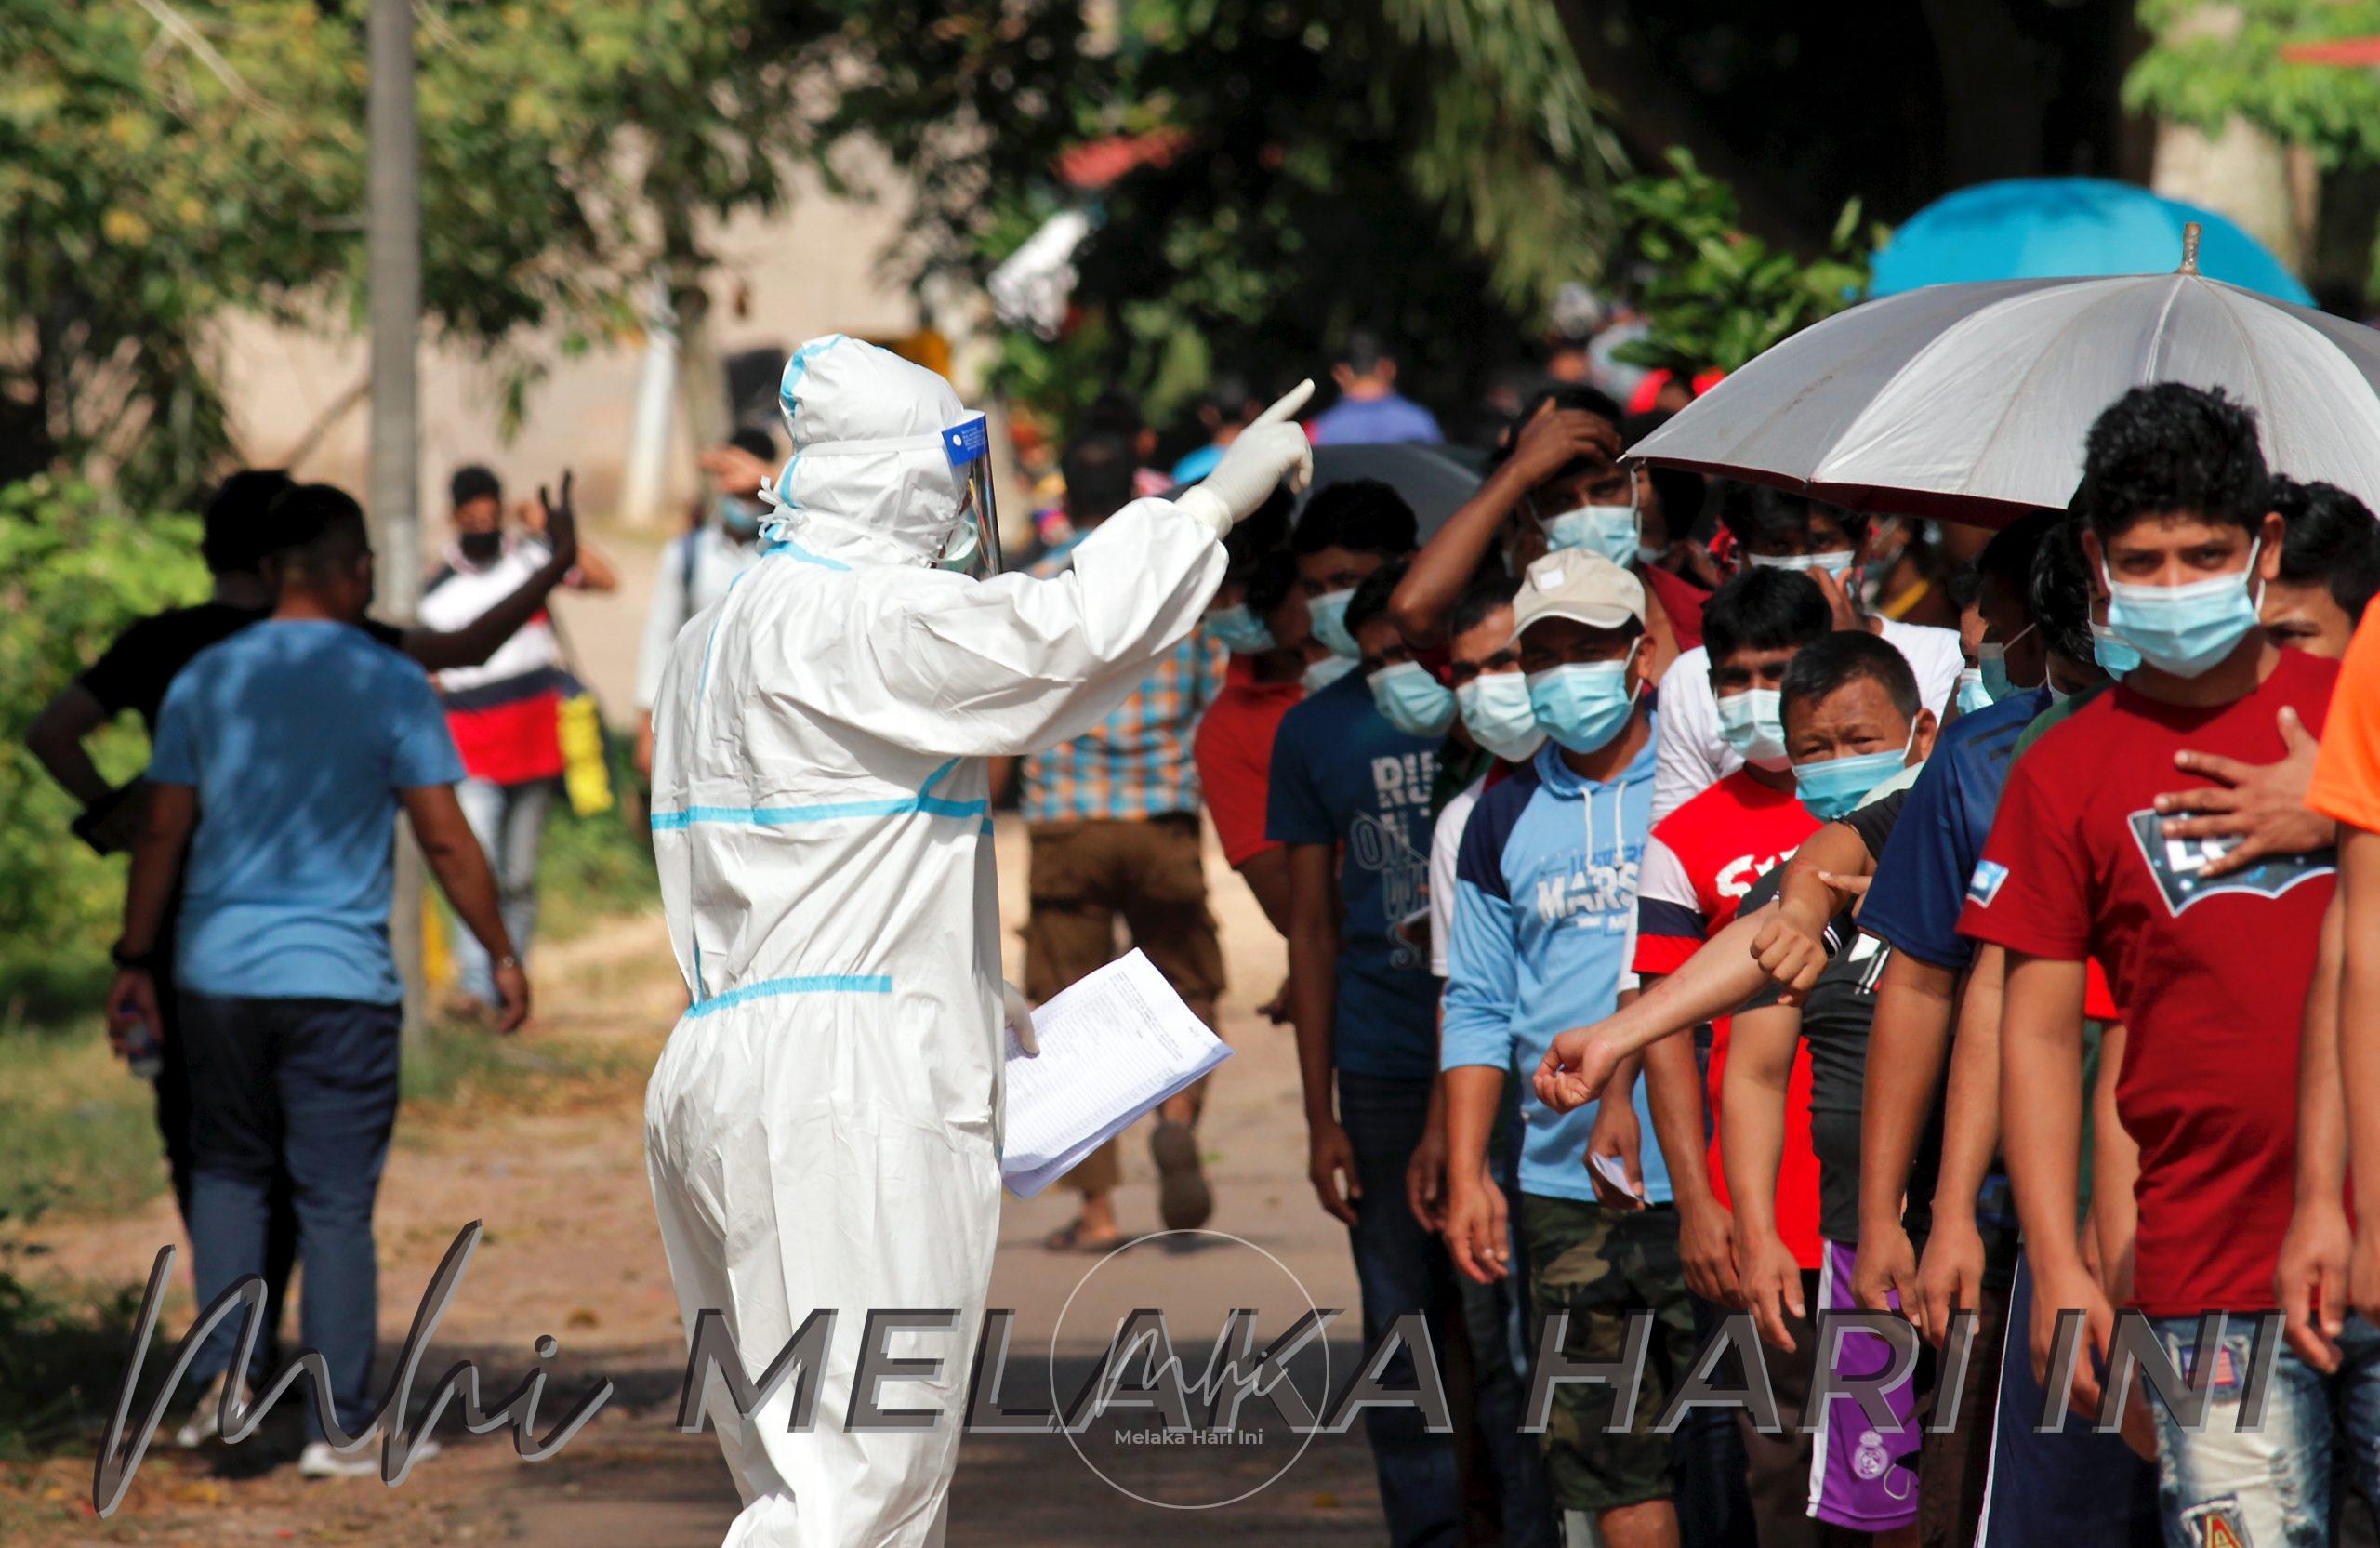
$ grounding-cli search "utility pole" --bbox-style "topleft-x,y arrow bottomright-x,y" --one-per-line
368,0 -> 430,1046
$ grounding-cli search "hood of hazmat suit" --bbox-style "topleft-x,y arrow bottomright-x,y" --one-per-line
641,334 -> 1227,1548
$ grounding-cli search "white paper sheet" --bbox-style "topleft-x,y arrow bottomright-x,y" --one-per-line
1001,948 -> 1233,1197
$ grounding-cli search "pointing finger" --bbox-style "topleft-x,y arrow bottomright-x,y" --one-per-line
1250,378 -> 1316,430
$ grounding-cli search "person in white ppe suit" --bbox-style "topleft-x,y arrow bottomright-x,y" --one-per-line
643,333 -> 1315,1548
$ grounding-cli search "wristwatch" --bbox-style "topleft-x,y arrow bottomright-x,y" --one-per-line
111,940 -> 158,972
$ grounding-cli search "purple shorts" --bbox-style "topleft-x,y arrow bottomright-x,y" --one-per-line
1807,1238 -> 1921,1530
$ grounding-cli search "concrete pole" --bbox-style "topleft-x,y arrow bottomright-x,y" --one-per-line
617,274 -> 680,529
368,0 -> 430,1045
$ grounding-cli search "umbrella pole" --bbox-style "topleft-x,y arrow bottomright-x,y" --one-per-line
2180,221 -> 2201,275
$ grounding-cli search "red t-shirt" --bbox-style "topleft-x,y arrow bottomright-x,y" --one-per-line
1633,770 -> 1826,1267
1960,648 -> 2339,1316
1193,662 -> 1302,867
1645,564 -> 1708,653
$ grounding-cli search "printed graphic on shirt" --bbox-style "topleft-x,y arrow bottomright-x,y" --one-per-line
1966,858 -> 2008,907
2122,810 -> 2336,917
2180,1498 -> 2249,1548
1355,749 -> 1436,968
1533,855 -> 1641,936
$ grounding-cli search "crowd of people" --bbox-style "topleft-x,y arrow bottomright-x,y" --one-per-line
1036,336 -> 2380,1548
31,317 -> 2380,1548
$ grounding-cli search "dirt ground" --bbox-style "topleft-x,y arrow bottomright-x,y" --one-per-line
4,824 -> 1404,1547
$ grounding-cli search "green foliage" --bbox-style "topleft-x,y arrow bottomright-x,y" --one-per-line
0,480 -> 209,1019
1610,150 -> 1874,378
2126,0 -> 2380,169
0,0 -> 804,505
801,0 -> 1623,430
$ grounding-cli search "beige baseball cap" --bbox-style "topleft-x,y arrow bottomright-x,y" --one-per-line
1510,550 -> 1646,641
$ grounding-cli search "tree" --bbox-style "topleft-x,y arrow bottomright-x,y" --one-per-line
0,0 -> 807,508
800,0 -> 1625,432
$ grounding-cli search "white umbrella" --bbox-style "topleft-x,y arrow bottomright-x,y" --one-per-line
1627,230 -> 2380,528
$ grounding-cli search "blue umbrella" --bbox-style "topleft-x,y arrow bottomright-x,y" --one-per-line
1870,177 -> 2314,306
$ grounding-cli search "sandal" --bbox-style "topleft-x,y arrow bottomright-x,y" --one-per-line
1044,1218 -> 1127,1254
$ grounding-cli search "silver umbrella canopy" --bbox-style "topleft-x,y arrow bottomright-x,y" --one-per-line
1626,232 -> 2380,529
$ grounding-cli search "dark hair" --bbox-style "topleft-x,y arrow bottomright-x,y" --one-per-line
1450,572 -> 1524,640
2076,383 -> 2269,541
449,464 -> 501,508
2030,517 -> 2096,667
1485,384 -> 1628,487
1084,389 -> 1144,442
1700,567 -> 1831,666
1946,561 -> 1983,613
1201,374 -> 1259,424
728,426 -> 779,462
1061,432 -> 1137,525
1622,409 -> 1708,538
1716,482 -> 1870,549
1347,557 -> 1410,637
1293,479 -> 1418,558
261,483 -> 370,583
1977,509 -> 2066,608
2273,475 -> 2380,624
200,469 -> 296,575
1779,629 -> 1921,728
1245,549 -> 1302,623
1339,328 -> 1390,376
1223,486 -> 1293,581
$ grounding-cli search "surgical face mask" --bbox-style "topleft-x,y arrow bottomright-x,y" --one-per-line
1746,549 -> 1857,579
1302,654 -> 1359,694
1308,589 -> 1361,659
1638,543 -> 1666,567
1977,624 -> 2038,701
2102,543 -> 2264,679
1793,734 -> 1912,822
1526,644 -> 1642,754
1368,661 -> 1457,737
1540,504 -> 1642,569
1204,603 -> 1276,655
1714,687 -> 1791,770
1456,671 -> 1547,762
2091,619 -> 2141,681
457,530 -> 503,564
719,494 -> 767,540
1954,667 -> 1993,717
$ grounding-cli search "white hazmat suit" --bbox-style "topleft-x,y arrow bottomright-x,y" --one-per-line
643,335 -> 1311,1546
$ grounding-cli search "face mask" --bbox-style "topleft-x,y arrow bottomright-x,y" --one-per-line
1204,603 -> 1276,655
1793,734 -> 1912,822
1715,687 -> 1791,770
1308,589 -> 1361,659
2091,619 -> 2141,681
720,495 -> 767,540
2102,543 -> 2263,679
1977,624 -> 2038,702
457,530 -> 503,564
1368,661 -> 1457,737
1526,643 -> 1642,754
1456,671 -> 1547,762
1747,549 -> 1857,579
1638,543 -> 1667,567
1540,505 -> 1642,569
1302,654 -> 1359,695
1954,667 -> 1994,717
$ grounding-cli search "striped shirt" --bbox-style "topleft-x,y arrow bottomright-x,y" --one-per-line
1018,533 -> 1223,822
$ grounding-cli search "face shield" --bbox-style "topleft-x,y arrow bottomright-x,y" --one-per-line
935,413 -> 1003,578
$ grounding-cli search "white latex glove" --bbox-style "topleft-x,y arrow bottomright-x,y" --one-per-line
1175,379 -> 1316,538
1003,980 -> 1038,1057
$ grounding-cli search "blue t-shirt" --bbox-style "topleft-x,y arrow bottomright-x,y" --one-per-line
150,619 -> 466,1003
1309,391 -> 1445,446
1860,687 -> 2053,970
1443,729 -> 1672,1204
1265,669 -> 1441,1078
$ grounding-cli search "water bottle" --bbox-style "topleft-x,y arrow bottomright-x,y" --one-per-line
117,1000 -> 163,1081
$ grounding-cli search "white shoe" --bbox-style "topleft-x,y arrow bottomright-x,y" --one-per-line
174,1373 -> 247,1449
298,1438 -> 438,1478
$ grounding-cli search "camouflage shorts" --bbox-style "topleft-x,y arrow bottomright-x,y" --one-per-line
1520,1194 -> 1697,1514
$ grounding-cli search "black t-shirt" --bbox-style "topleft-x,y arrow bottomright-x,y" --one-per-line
1733,787 -> 1936,1244
79,602 -> 404,734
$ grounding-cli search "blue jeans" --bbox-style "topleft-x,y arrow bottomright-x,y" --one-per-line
180,993 -> 403,1442
452,776 -> 551,1002
1337,1070 -> 1464,1548
2148,1313 -> 2380,1548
